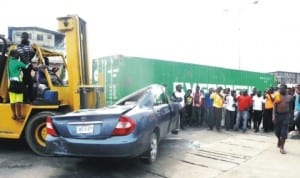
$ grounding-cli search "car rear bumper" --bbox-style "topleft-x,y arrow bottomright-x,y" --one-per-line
46,135 -> 147,158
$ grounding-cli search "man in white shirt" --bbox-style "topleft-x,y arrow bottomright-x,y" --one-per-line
225,90 -> 236,130
253,91 -> 264,132
172,84 -> 185,132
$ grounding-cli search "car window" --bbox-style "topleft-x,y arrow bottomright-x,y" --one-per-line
139,90 -> 153,107
115,89 -> 146,105
153,87 -> 168,105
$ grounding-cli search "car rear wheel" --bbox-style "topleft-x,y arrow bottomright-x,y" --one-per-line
25,111 -> 60,156
141,132 -> 158,164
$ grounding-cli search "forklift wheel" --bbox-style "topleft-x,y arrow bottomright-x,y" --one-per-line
25,111 -> 61,156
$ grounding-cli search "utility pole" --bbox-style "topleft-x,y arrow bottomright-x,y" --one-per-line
237,0 -> 259,70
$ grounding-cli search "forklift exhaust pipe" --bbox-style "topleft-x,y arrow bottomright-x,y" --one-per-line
79,88 -> 88,109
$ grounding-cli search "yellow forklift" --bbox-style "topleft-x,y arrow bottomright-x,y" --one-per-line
0,15 -> 104,156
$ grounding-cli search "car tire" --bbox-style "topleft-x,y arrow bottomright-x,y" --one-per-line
25,111 -> 61,156
140,132 -> 158,164
172,130 -> 179,135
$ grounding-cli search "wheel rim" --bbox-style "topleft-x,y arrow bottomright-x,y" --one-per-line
150,135 -> 158,161
34,122 -> 47,147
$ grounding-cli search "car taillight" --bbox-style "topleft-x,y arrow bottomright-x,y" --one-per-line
112,116 -> 136,136
46,116 -> 58,137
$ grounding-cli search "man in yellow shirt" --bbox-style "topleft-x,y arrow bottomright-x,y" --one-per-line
210,87 -> 224,131
263,88 -> 275,132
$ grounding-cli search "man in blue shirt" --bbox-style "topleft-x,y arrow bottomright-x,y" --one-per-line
294,85 -> 300,133
204,88 -> 214,129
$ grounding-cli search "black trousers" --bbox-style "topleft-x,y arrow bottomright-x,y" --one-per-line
225,110 -> 235,130
253,110 -> 263,130
248,106 -> 253,127
191,107 -> 204,126
210,107 -> 222,130
275,113 -> 290,139
263,108 -> 274,132
22,68 -> 33,102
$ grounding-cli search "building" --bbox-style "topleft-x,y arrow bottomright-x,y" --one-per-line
8,27 -> 64,49
269,71 -> 300,87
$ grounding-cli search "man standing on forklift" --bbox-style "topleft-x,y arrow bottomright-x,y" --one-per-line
17,32 -> 35,103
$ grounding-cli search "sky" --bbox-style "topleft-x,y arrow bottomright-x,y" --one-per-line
1,0 -> 300,73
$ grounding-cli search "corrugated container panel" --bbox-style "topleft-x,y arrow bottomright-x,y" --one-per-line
92,56 -> 275,105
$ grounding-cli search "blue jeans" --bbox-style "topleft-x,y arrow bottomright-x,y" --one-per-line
191,106 -> 203,126
204,107 -> 213,128
295,111 -> 300,130
234,110 -> 248,131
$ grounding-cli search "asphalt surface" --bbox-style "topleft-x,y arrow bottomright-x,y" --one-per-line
0,128 -> 299,178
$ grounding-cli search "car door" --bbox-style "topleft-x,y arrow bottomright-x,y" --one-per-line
152,86 -> 172,137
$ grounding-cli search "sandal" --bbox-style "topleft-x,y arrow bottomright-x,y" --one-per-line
16,116 -> 25,121
280,148 -> 286,154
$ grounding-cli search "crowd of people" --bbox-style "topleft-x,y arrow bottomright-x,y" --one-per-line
6,32 -> 299,154
172,83 -> 300,154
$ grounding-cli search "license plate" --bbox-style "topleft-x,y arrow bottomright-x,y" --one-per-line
76,125 -> 94,134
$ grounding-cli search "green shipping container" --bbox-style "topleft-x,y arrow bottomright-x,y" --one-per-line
92,55 -> 275,106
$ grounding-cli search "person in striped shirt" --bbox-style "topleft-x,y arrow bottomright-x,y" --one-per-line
17,32 -> 35,102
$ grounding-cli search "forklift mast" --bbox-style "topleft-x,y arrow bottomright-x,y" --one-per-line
57,15 -> 101,110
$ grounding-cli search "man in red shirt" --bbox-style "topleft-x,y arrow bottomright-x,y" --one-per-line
234,90 -> 253,132
191,85 -> 204,126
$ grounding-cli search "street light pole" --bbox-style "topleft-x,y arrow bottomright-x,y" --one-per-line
237,0 -> 259,70
238,25 -> 241,70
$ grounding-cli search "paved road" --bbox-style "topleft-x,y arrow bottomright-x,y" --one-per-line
0,128 -> 299,178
